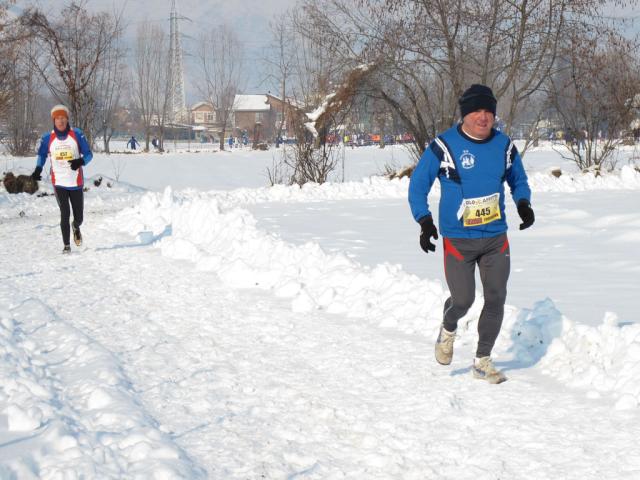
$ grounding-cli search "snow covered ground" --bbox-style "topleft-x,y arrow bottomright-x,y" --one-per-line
1,142 -> 640,478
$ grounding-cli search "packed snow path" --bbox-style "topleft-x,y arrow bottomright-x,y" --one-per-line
2,194 -> 640,478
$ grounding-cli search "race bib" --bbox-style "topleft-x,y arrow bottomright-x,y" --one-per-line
457,193 -> 501,227
53,145 -> 74,162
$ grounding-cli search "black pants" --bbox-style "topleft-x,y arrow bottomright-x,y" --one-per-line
442,234 -> 510,358
54,187 -> 83,246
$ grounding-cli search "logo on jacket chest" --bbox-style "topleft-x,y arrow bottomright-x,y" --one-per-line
460,150 -> 476,169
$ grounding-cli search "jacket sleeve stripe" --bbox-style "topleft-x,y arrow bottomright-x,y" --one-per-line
435,136 -> 461,183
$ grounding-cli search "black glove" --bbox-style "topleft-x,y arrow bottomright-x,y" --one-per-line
517,199 -> 535,230
419,215 -> 439,253
31,166 -> 43,181
69,158 -> 84,170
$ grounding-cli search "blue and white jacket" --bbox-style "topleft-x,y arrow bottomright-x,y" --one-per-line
408,124 -> 531,239
36,127 -> 93,189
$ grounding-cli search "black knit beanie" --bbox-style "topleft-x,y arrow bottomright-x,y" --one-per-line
458,84 -> 497,118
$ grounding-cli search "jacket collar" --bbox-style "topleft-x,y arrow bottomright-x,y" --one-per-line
53,124 -> 71,139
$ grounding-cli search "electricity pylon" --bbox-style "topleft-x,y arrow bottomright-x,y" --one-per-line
168,0 -> 186,123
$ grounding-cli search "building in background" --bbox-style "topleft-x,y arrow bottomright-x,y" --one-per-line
190,101 -> 217,142
232,94 -> 299,143
188,94 -> 302,145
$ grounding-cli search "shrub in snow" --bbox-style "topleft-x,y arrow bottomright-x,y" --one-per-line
2,172 -> 39,195
388,165 -> 414,180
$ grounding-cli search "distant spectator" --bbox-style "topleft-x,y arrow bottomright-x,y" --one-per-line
151,137 -> 159,149
564,129 -> 574,147
578,130 -> 587,151
127,136 -> 140,150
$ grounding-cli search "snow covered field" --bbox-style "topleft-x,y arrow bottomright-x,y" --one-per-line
1,143 -> 640,478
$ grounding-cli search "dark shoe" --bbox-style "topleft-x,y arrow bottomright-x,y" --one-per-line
73,225 -> 82,246
62,245 -> 71,254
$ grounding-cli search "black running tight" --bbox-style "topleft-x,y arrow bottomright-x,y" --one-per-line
54,187 -> 83,246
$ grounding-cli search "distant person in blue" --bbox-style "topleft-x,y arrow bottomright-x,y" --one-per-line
31,104 -> 93,253
127,135 -> 139,150
228,136 -> 234,149
408,84 -> 534,384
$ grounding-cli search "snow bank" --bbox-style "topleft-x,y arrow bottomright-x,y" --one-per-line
201,175 -> 412,208
3,158 -> 638,221
0,283 -> 203,478
115,187 -> 640,409
463,297 -> 640,410
151,164 -> 640,213
539,311 -> 640,410
209,165 -> 640,207
113,188 -> 448,336
528,165 -> 640,192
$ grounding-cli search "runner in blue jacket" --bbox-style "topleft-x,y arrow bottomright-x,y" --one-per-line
408,84 -> 535,383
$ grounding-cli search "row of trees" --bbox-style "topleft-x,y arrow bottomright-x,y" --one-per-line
1,0 -> 639,178
132,22 -> 245,153
0,0 -> 246,156
0,1 -> 125,155
262,0 -> 640,180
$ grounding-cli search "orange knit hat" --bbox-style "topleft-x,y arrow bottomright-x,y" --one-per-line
50,104 -> 69,120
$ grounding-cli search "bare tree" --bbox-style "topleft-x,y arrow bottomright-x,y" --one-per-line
196,24 -> 244,151
0,3 -> 45,156
3,36 -> 43,156
91,7 -> 126,154
131,22 -> 170,151
155,69 -> 173,153
267,10 -> 356,185
295,0 -> 618,158
0,0 -> 26,120
263,17 -> 296,145
22,0 -> 123,144
547,30 -> 640,172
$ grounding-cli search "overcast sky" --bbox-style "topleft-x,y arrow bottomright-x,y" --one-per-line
16,0 -> 296,24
